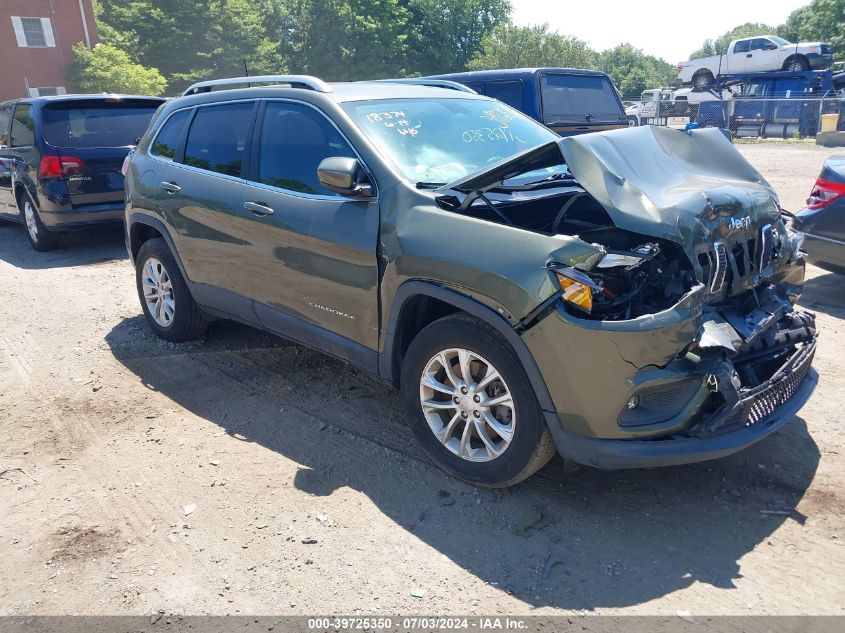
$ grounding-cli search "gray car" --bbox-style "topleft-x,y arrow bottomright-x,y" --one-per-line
124,76 -> 817,487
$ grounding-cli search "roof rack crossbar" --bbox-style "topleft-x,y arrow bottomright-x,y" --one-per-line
182,75 -> 332,96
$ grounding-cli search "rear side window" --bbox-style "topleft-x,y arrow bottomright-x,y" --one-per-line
10,104 -> 34,146
540,74 -> 623,122
484,81 -> 523,110
0,106 -> 10,146
150,110 -> 191,160
41,101 -> 161,148
183,102 -> 254,177
733,40 -> 750,53
257,101 -> 355,195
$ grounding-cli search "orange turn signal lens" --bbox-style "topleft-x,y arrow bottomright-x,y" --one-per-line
555,272 -> 593,313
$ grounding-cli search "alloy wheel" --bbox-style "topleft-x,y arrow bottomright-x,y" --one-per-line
419,348 -> 515,462
23,200 -> 38,241
142,257 -> 176,327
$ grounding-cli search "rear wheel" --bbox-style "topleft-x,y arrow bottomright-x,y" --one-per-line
135,238 -> 207,342
400,314 -> 556,487
693,72 -> 714,91
18,192 -> 59,251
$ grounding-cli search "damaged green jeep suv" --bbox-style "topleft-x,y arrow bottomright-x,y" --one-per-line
125,75 -> 817,487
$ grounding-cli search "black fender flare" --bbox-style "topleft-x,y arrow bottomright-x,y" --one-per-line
380,280 -> 558,415
126,212 -> 194,294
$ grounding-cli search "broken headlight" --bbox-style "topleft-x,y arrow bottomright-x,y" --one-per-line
550,240 -> 693,321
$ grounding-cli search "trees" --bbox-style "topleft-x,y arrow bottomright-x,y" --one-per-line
468,23 -> 597,70
405,0 -> 512,75
67,43 -> 167,95
687,22 -> 776,60
782,0 -> 845,53
283,0 -> 410,80
600,44 -> 676,97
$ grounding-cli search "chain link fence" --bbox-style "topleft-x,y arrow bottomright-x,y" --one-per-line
622,96 -> 845,139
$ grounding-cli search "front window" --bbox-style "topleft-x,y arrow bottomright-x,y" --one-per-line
769,36 -> 790,46
342,98 -> 558,185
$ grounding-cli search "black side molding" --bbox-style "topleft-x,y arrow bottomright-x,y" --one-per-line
380,280 -> 558,416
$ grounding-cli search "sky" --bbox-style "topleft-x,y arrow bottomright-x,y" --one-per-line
510,0 -> 806,63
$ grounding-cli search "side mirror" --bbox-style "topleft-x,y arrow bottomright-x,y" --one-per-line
764,42 -> 778,50
317,156 -> 373,197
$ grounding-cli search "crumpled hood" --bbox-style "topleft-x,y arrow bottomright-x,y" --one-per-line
441,126 -> 782,255
559,126 -> 781,253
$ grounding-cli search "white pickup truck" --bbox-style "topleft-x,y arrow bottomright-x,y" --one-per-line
677,36 -> 833,90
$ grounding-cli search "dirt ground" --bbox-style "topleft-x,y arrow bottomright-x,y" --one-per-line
0,141 -> 843,617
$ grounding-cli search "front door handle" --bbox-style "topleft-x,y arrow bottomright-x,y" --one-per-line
160,181 -> 181,193
244,201 -> 274,216
746,53 -> 752,57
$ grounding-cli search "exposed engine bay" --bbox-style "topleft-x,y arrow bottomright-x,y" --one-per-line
437,181 -> 700,321
435,127 -> 803,324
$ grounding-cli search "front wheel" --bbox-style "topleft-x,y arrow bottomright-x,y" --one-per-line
135,238 -> 207,342
400,314 -> 556,487
785,57 -> 809,72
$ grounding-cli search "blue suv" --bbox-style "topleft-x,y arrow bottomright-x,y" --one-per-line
426,68 -> 628,135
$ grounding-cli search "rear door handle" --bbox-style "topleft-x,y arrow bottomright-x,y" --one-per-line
160,181 -> 181,193
244,201 -> 274,216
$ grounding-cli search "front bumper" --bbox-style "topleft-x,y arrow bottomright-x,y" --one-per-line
546,368 -> 816,469
524,283 -> 818,470
808,53 -> 833,70
545,339 -> 817,469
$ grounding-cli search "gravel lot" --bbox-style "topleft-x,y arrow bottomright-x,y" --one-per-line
0,141 -> 843,616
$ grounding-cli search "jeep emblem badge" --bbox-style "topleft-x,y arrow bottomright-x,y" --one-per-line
727,215 -> 752,231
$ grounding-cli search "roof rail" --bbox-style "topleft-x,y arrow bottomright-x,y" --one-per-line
182,75 -> 332,97
373,78 -> 477,94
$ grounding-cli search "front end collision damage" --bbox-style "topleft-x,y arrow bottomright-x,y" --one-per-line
429,126 -> 817,468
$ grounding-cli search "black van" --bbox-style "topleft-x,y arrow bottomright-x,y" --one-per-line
0,95 -> 165,251
426,68 -> 628,136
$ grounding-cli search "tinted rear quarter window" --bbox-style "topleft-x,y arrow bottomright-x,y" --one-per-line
483,81 -> 523,110
540,74 -> 622,122
41,101 -> 162,148
150,109 -> 192,159
733,40 -> 750,53
183,102 -> 254,177
11,104 -> 34,146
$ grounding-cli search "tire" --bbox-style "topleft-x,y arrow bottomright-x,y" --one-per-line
693,72 -> 714,91
18,191 -> 59,252
400,314 -> 556,487
135,238 -> 207,342
785,57 -> 809,72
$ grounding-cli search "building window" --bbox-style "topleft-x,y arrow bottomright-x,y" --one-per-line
28,87 -> 67,97
11,17 -> 56,48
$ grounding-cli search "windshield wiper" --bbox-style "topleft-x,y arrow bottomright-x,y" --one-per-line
516,172 -> 576,187
416,181 -> 446,190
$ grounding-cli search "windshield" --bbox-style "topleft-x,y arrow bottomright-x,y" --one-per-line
342,98 -> 558,185
769,36 -> 791,46
540,74 -> 624,123
41,101 -> 162,148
